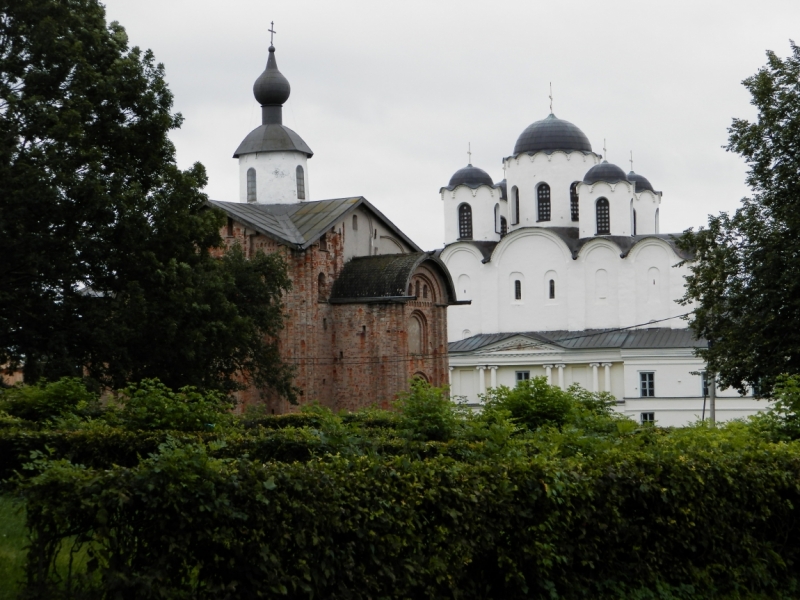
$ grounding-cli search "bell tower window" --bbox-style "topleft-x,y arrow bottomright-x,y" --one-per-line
246,168 -> 257,203
296,165 -> 306,200
512,187 -> 520,225
458,203 -> 473,240
537,183 -> 551,222
500,216 -> 508,236
596,198 -> 610,235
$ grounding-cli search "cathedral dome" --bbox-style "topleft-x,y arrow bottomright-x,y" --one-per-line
513,114 -> 592,155
253,46 -> 291,106
584,161 -> 628,185
447,164 -> 494,189
627,171 -> 655,193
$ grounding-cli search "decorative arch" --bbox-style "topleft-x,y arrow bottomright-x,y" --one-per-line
537,183 -> 551,222
246,168 -> 257,203
407,311 -> 427,355
458,203 -> 473,239
492,228 -> 573,264
413,371 -> 430,383
596,198 -> 610,235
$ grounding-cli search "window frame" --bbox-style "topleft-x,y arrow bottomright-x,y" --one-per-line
537,183 -> 551,222
596,198 -> 610,235
296,165 -> 306,200
640,412 -> 655,425
246,167 -> 257,203
458,203 -> 473,240
570,182 -> 580,221
639,371 -> 655,398
514,279 -> 522,301
516,371 -> 530,384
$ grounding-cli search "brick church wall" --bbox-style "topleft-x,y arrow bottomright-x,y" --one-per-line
214,217 -> 450,414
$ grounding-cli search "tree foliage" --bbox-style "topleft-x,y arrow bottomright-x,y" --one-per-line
0,0 -> 295,399
678,42 -> 800,395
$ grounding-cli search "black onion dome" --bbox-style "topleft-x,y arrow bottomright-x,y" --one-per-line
514,113 -> 592,155
627,171 -> 655,193
447,164 -> 494,189
584,161 -> 628,185
253,46 -> 291,106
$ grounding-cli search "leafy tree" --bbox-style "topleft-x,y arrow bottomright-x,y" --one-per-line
0,0 -> 295,399
0,377 -> 97,423
678,42 -> 800,395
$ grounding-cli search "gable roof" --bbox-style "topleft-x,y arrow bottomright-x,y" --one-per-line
449,327 -> 705,353
330,252 -> 458,304
206,197 -> 422,252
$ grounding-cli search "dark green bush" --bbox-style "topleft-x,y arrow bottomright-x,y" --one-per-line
0,378 -> 97,423
16,432 -> 800,599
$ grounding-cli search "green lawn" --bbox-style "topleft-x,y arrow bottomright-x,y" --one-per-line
0,495 -> 25,600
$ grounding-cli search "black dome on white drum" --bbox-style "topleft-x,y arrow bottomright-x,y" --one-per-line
513,114 -> 593,155
583,161 -> 628,185
253,46 -> 291,106
446,164 -> 495,189
627,171 -> 655,193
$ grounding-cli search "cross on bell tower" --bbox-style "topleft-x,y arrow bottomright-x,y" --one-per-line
467,142 -> 472,166
269,21 -> 277,46
629,151 -> 634,172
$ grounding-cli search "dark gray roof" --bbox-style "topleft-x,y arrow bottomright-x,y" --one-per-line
253,46 -> 291,106
449,327 -> 705,353
330,252 -> 458,304
627,171 -> 656,193
206,197 -> 422,252
233,123 -> 313,158
445,164 -> 494,189
445,227 -> 692,261
584,161 -> 628,185
513,114 -> 593,156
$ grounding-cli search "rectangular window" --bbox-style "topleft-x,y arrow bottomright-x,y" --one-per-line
640,412 -> 655,425
514,280 -> 522,300
226,217 -> 234,237
640,372 -> 655,397
319,234 -> 328,252
516,371 -> 530,384
701,372 -> 709,397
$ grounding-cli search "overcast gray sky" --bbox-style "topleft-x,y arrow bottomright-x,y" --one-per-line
102,0 -> 799,250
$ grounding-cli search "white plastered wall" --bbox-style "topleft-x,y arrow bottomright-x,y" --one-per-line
342,206 -> 413,262
442,185 -> 503,244
504,151 -> 601,231
239,151 -> 309,204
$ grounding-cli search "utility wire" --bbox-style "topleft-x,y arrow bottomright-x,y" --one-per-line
282,312 -> 694,367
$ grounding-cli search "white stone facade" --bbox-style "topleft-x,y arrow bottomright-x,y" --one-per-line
238,151 -> 309,205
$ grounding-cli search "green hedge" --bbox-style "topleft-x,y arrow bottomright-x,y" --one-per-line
16,437 -> 800,599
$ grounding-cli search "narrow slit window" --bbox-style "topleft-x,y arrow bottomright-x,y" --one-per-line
537,183 -> 551,222
319,233 -> 328,251
352,214 -> 358,230
246,168 -> 257,203
317,272 -> 326,302
226,217 -> 234,237
513,187 -> 520,225
514,280 -> 522,300
296,165 -> 306,200
458,203 -> 473,239
596,198 -> 610,235
415,281 -> 420,297
570,182 -> 580,221
549,279 -> 555,299
632,207 -> 637,236
500,216 -> 508,236
423,285 -> 428,299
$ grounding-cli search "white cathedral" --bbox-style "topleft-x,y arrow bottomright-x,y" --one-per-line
439,113 -> 767,425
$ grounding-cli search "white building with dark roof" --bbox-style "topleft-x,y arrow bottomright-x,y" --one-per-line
440,113 -> 768,426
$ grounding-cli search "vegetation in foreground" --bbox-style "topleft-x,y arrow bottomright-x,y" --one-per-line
1,376 -> 799,599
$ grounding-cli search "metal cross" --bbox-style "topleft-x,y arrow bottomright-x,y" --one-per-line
467,142 -> 472,165
549,82 -> 553,114
629,151 -> 634,172
603,139 -> 607,160
269,21 -> 277,45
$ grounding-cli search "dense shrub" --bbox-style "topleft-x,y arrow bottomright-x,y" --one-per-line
16,432 -> 800,599
0,378 -> 98,423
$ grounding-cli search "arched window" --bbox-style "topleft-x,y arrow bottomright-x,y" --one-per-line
514,280 -> 522,300
246,168 -> 257,203
458,203 -> 473,239
632,208 -> 637,236
570,182 -> 580,221
415,280 -> 420,297
512,187 -> 520,225
408,283 -> 413,296
423,285 -> 428,299
500,216 -> 508,236
549,279 -> 555,299
537,183 -> 551,222
408,313 -> 426,355
317,272 -> 326,302
655,208 -> 660,233
596,198 -> 610,235
296,165 -> 306,200
494,203 -> 500,233
352,214 -> 358,231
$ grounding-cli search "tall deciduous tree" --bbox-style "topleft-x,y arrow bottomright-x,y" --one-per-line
0,0 -> 295,400
679,42 -> 800,395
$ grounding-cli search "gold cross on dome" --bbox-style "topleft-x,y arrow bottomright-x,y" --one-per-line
269,21 -> 277,45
